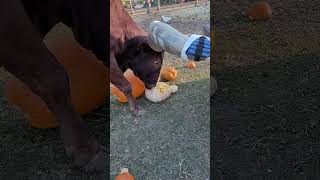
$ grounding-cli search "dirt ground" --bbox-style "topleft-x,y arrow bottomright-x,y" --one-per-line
0,4 -> 210,180
110,5 -> 210,179
212,0 -> 320,179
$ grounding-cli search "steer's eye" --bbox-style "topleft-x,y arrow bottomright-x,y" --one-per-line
154,61 -> 158,64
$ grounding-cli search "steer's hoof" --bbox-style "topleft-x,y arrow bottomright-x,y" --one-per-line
130,106 -> 140,116
71,145 -> 108,172
84,149 -> 108,172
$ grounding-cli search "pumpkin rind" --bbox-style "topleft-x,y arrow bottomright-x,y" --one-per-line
186,62 -> 196,69
115,168 -> 135,180
161,67 -> 178,81
246,1 -> 272,21
111,69 -> 146,103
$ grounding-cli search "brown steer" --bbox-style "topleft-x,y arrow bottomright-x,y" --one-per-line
0,0 -> 107,171
110,0 -> 164,115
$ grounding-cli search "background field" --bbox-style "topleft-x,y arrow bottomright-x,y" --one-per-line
212,0 -> 320,179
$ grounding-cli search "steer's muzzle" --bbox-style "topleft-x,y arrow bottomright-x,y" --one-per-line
145,83 -> 156,89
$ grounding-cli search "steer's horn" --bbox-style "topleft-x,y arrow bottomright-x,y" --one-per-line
148,21 -> 188,56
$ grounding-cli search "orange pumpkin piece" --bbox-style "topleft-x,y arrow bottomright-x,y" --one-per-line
4,30 -> 108,129
115,168 -> 134,180
186,62 -> 196,69
111,69 -> 145,103
161,67 -> 178,81
246,1 -> 272,21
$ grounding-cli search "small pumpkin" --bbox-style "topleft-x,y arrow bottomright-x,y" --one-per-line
115,168 -> 134,180
186,62 -> 196,69
245,1 -> 272,21
111,69 -> 145,103
161,67 -> 177,81
4,30 -> 108,129
145,82 -> 178,102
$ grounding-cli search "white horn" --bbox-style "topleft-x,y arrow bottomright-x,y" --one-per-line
147,39 -> 164,52
148,21 -> 188,56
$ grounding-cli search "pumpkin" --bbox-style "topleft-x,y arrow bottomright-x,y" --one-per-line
161,67 -> 178,81
111,69 -> 145,103
245,1 -> 272,21
4,30 -> 108,129
115,168 -> 134,180
145,82 -> 178,102
186,62 -> 196,69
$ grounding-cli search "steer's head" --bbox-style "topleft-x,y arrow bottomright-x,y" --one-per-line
124,21 -> 189,89
128,37 -> 164,89
120,36 -> 164,89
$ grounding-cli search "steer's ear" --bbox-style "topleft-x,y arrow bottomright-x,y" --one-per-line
136,36 -> 154,52
137,42 -> 154,53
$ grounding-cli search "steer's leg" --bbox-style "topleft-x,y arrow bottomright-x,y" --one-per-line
4,59 -> 107,171
0,0 -> 106,171
110,53 -> 140,115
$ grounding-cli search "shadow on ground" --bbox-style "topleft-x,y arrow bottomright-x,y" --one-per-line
212,0 -> 320,179
212,55 -> 320,179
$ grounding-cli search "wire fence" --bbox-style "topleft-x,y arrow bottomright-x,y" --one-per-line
122,0 -> 209,15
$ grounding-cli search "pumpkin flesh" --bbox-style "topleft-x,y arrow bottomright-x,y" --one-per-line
111,69 -> 146,103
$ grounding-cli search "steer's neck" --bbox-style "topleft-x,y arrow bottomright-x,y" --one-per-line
111,0 -> 148,42
125,24 -> 148,41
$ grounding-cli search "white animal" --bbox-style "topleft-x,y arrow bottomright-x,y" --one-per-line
161,16 -> 172,23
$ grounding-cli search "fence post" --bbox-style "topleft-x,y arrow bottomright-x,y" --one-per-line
129,0 -> 134,14
157,0 -> 161,11
146,0 -> 151,14
195,0 -> 199,6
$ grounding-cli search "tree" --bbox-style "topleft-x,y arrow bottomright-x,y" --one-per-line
129,0 -> 134,14
157,0 -> 161,11
146,0 -> 151,14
